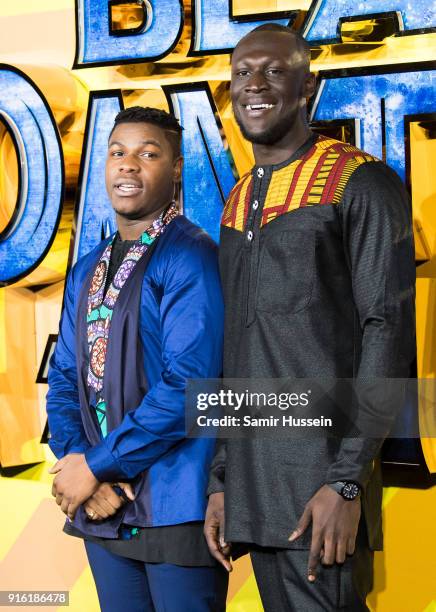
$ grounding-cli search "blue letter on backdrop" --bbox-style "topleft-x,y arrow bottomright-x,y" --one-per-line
73,93 -> 121,263
75,0 -> 183,66
191,0 -> 291,54
304,0 -> 435,43
311,68 -> 436,182
0,66 -> 63,286
166,85 -> 236,242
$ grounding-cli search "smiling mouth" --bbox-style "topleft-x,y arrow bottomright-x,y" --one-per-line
114,183 -> 143,195
244,104 -> 275,111
241,103 -> 276,118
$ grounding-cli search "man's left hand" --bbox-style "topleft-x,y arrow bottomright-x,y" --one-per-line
49,453 -> 99,520
288,484 -> 361,582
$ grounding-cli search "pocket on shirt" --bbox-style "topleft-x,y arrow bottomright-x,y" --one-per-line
256,229 -> 315,314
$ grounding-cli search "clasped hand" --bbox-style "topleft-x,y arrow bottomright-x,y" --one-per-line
49,453 -> 135,521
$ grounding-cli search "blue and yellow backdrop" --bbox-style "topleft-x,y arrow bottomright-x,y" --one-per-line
0,1 -> 435,610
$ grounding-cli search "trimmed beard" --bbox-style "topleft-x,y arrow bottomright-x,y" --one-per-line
234,106 -> 300,146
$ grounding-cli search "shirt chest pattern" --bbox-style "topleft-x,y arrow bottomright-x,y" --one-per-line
221,136 -> 377,233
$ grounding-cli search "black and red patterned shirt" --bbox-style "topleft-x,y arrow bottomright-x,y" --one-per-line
210,133 -> 416,551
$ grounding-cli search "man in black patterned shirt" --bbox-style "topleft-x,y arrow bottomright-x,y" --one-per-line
204,24 -> 415,612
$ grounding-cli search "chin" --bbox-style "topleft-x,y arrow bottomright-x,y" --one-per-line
112,206 -> 141,220
239,123 -> 287,146
242,130 -> 283,146
235,109 -> 298,147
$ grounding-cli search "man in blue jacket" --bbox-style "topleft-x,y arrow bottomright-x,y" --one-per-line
46,106 -> 227,612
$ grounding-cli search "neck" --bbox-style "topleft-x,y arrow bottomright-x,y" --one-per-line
252,121 -> 312,166
116,202 -> 169,241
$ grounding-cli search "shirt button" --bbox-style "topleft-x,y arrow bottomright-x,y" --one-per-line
247,231 -> 253,242
253,200 -> 259,210
257,167 -> 264,178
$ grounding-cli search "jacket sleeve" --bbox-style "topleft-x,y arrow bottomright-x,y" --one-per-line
326,161 -> 416,487
46,265 -> 91,459
84,236 -> 224,482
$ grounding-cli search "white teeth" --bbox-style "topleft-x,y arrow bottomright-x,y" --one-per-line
117,184 -> 140,190
246,104 -> 274,111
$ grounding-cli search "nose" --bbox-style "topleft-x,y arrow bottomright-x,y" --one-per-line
118,153 -> 140,172
245,70 -> 269,93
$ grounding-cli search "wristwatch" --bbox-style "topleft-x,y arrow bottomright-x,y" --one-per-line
328,481 -> 361,501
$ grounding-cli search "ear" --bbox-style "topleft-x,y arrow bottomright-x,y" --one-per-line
303,72 -> 317,100
173,156 -> 183,183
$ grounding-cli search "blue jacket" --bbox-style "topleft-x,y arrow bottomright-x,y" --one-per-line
46,216 -> 224,527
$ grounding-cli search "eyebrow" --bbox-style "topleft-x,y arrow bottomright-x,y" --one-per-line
109,139 -> 162,148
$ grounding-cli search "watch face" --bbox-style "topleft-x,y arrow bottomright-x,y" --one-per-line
342,482 -> 360,500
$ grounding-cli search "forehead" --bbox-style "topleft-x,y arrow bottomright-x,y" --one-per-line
232,32 -> 298,65
109,121 -> 169,146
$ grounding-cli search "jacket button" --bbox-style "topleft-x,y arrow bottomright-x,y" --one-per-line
257,167 -> 264,178
253,200 -> 259,210
247,231 -> 253,241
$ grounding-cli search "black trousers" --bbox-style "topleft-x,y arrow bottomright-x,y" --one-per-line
250,542 -> 373,612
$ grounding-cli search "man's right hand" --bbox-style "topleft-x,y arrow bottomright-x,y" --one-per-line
204,492 -> 232,572
84,482 -> 135,521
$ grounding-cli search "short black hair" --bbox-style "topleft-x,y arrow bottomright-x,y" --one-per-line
235,23 -> 311,69
110,106 -> 183,158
